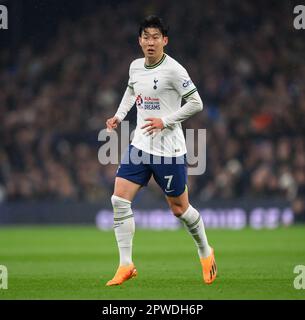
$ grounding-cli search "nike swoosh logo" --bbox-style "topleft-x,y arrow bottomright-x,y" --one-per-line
165,189 -> 175,192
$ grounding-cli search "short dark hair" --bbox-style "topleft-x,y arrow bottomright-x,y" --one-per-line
139,15 -> 169,37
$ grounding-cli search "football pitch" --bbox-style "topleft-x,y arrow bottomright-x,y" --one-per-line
0,226 -> 304,300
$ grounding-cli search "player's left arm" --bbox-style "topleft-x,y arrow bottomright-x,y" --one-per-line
161,90 -> 203,128
162,64 -> 203,127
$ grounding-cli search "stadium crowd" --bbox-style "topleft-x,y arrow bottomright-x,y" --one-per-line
0,0 -> 304,218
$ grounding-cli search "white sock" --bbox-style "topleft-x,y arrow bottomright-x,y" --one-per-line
179,205 -> 211,258
111,195 -> 135,266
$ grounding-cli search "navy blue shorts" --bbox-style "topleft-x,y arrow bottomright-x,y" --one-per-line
116,145 -> 188,197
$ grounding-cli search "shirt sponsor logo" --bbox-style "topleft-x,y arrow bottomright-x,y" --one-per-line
136,95 -> 160,110
182,79 -> 193,88
135,94 -> 144,109
144,96 -> 160,110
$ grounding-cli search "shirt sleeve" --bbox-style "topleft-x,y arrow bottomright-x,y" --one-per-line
161,90 -> 203,127
161,64 -> 203,127
114,64 -> 136,122
171,64 -> 198,99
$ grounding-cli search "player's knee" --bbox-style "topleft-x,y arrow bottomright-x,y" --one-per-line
168,199 -> 190,217
168,203 -> 184,217
111,195 -> 131,214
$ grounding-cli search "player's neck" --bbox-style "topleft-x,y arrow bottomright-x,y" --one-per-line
145,52 -> 165,66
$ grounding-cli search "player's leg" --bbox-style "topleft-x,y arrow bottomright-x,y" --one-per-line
112,177 -> 141,265
106,177 -> 141,286
106,146 -> 152,286
165,189 -> 217,284
151,155 -> 217,284
165,188 -> 213,259
165,188 -> 211,258
113,176 -> 141,201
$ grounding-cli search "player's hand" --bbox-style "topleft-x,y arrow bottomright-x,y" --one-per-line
106,116 -> 120,132
141,117 -> 165,135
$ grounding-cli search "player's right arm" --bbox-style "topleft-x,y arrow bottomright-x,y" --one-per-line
106,115 -> 120,131
106,86 -> 135,131
105,63 -> 136,131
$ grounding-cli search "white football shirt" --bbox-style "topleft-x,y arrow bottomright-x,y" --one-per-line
115,53 -> 201,157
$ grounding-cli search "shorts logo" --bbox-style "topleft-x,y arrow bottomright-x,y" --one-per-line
182,79 -> 193,88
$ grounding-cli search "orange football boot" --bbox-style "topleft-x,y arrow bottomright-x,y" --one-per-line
106,264 -> 137,286
200,248 -> 217,284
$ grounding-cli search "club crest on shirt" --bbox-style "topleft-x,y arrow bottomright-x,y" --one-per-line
153,78 -> 158,90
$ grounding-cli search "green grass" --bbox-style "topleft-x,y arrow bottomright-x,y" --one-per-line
0,226 -> 305,300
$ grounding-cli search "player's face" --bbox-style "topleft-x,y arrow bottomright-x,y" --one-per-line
139,28 -> 168,61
